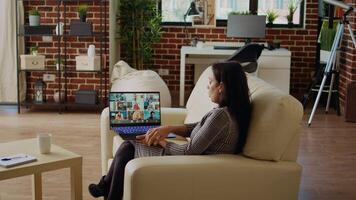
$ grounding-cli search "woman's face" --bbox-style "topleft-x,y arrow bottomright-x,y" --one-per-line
207,71 -> 222,104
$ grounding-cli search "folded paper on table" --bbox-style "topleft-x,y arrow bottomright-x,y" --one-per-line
0,153 -> 37,168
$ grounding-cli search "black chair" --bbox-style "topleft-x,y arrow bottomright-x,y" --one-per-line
226,43 -> 264,74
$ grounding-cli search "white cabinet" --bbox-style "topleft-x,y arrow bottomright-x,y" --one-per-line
180,44 -> 291,106
258,50 -> 291,94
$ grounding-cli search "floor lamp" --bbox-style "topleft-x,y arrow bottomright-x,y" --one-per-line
184,1 -> 200,45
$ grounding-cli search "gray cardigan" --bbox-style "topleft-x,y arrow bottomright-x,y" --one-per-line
133,107 -> 239,158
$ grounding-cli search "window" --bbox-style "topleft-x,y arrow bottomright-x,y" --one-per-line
161,0 -> 304,27
257,0 -> 302,25
161,0 -> 192,22
215,0 -> 250,20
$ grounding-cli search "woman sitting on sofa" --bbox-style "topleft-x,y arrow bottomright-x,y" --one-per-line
89,61 -> 252,199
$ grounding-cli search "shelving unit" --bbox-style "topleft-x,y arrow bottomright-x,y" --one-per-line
15,0 -> 108,113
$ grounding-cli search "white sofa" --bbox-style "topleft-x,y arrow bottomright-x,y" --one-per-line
100,67 -> 303,200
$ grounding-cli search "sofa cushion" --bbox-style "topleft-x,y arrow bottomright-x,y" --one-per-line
243,76 -> 303,161
111,61 -> 171,107
185,66 -> 217,124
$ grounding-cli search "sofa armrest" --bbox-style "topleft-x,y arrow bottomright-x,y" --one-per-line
101,107 -> 116,175
123,155 -> 301,200
161,107 -> 187,126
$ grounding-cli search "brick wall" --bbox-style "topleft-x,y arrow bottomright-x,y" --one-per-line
25,1 -> 353,109
152,0 -> 319,106
339,0 -> 356,110
24,0 -> 109,103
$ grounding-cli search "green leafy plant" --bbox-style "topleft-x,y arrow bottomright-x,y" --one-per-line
30,46 -> 38,55
319,20 -> 338,51
266,10 -> 279,24
78,4 -> 88,17
118,0 -> 162,70
229,11 -> 251,15
286,0 -> 302,24
55,57 -> 63,65
29,9 -> 40,16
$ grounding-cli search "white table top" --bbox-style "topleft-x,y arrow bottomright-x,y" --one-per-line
0,138 -> 81,179
181,45 -> 291,57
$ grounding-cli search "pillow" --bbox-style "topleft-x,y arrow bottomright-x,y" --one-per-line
111,60 -> 137,84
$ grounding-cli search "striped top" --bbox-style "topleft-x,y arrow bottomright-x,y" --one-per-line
133,107 -> 239,158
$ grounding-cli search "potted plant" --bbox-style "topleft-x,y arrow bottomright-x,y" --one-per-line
55,57 -> 63,70
273,40 -> 281,49
29,9 -> 40,26
266,10 -> 278,27
78,4 -> 88,22
286,0 -> 302,28
30,46 -> 38,56
118,0 -> 162,70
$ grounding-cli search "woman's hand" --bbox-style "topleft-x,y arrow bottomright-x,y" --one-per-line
136,126 -> 172,147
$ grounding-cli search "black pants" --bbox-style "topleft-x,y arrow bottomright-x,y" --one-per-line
104,141 -> 135,200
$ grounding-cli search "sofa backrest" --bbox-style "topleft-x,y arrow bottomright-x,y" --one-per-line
185,67 -> 303,162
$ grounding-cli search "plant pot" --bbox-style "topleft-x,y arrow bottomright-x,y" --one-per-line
79,14 -> 87,22
288,22 -> 294,28
56,63 -> 64,71
29,15 -> 40,26
267,22 -> 273,28
273,42 -> 281,49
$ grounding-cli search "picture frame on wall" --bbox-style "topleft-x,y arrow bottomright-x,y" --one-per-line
192,0 -> 216,27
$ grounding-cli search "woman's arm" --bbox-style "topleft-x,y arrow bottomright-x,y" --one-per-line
136,123 -> 198,146
163,109 -> 230,155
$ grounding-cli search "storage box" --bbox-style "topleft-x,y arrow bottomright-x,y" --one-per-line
69,21 -> 92,36
75,90 -> 98,105
20,55 -> 45,70
23,25 -> 53,35
76,56 -> 100,71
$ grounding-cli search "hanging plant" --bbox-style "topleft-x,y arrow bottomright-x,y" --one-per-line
118,0 -> 162,70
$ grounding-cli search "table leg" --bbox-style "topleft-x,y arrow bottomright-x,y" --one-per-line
32,173 -> 42,200
70,163 -> 83,200
180,51 -> 186,106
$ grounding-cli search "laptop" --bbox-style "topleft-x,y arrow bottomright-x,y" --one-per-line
109,92 -> 175,140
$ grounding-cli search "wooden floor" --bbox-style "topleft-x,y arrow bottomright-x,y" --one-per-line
0,106 -> 356,200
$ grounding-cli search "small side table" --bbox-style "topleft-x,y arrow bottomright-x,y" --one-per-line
0,138 -> 83,200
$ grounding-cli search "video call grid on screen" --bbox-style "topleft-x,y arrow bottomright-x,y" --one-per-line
109,92 -> 161,125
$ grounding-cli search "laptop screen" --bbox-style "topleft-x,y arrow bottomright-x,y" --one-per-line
109,92 -> 161,126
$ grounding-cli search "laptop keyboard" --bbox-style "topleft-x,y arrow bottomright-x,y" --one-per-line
114,125 -> 158,134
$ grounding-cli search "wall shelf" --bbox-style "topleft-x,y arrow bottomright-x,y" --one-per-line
15,0 -> 108,113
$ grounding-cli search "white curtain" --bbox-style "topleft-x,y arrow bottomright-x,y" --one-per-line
0,0 -> 25,103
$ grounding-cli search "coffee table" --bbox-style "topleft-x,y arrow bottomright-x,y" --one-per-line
0,138 -> 82,200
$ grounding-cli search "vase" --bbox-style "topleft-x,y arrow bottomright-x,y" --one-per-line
29,15 -> 40,26
87,45 -> 96,58
288,22 -> 294,28
80,14 -> 87,22
53,91 -> 64,103
55,22 -> 64,35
